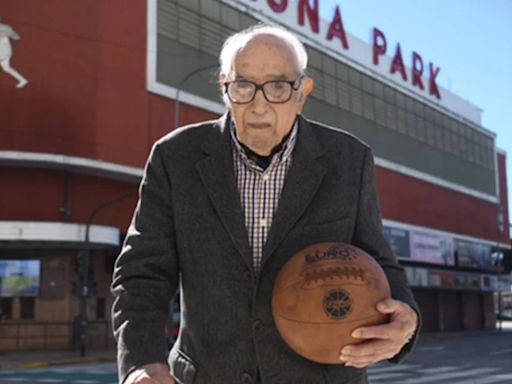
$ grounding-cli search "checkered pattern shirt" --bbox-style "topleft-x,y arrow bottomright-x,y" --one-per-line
231,121 -> 298,271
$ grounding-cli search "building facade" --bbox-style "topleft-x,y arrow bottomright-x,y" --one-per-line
0,0 -> 510,350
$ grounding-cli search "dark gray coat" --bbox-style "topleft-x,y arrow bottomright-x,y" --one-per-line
111,114 -> 419,384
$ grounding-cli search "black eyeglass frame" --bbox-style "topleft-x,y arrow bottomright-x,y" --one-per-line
223,75 -> 304,104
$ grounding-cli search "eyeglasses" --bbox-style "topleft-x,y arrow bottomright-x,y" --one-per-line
223,76 -> 304,104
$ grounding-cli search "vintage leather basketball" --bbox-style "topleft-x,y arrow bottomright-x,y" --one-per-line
272,242 -> 391,364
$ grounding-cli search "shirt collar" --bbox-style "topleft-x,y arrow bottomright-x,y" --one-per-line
230,119 -> 299,168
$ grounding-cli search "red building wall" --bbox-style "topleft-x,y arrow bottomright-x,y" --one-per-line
377,167 -> 505,243
1,0 -> 151,166
0,0 -> 216,229
0,1 -> 218,167
1,167 -> 137,229
0,0 -> 506,244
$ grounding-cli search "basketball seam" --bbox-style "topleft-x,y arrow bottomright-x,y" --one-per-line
274,312 -> 385,325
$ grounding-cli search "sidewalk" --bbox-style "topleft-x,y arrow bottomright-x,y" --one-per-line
417,320 -> 512,342
0,349 -> 116,371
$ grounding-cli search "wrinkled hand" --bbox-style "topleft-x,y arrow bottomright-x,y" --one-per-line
124,363 -> 176,384
339,298 -> 418,368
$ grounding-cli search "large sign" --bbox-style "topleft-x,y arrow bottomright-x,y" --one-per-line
372,28 -> 440,99
240,0 -> 440,98
222,0 -> 482,124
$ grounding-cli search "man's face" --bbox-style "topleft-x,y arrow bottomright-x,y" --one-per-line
220,35 -> 313,156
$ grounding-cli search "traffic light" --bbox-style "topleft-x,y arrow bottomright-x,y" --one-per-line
72,281 -> 80,296
72,251 -> 98,297
87,258 -> 95,282
74,251 -> 87,282
89,281 -> 98,297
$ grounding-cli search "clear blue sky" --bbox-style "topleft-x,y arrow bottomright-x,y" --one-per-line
316,0 -> 511,224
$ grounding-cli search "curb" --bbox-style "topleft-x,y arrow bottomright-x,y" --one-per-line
22,355 -> 116,369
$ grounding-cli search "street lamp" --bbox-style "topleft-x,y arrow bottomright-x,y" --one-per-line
78,189 -> 138,357
174,63 -> 219,130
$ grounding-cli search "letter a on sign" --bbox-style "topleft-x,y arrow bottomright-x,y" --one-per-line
390,43 -> 407,81
326,6 -> 349,50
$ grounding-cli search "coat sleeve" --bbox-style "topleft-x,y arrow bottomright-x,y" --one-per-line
111,142 -> 179,383
351,146 -> 421,362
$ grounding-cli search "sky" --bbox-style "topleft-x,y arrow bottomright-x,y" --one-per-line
314,0 -> 511,223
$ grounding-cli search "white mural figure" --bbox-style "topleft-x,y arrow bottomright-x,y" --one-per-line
0,17 -> 28,88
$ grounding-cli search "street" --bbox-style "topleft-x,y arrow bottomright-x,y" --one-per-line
0,329 -> 511,384
368,329 -> 512,384
0,362 -> 117,384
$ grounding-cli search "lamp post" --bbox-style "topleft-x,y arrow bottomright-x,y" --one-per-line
495,205 -> 504,332
174,63 -> 219,130
78,189 -> 138,357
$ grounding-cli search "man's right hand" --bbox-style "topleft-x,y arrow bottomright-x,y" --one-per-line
124,363 -> 176,384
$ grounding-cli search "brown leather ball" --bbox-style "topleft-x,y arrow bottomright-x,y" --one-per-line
272,242 -> 391,364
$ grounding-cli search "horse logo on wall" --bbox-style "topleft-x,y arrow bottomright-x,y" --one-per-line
0,16 -> 28,89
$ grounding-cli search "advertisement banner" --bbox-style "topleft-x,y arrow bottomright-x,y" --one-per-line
383,226 -> 410,259
456,239 -> 493,269
410,231 -> 454,265
497,276 -> 512,292
404,266 -> 429,287
406,266 -> 500,291
428,270 -> 480,290
480,275 -> 497,291
0,259 -> 40,297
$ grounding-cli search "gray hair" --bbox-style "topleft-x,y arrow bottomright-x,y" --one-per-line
219,24 -> 308,77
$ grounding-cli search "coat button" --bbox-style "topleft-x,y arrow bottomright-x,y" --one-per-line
252,320 -> 262,331
241,371 -> 252,383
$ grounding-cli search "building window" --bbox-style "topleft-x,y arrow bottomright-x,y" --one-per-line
363,93 -> 375,121
337,80 -> 350,111
324,74 -> 337,105
0,298 -> 13,320
20,297 -> 35,319
350,86 -> 363,116
397,108 -> 406,133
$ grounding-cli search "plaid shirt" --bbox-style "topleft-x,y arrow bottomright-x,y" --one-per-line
231,121 -> 298,271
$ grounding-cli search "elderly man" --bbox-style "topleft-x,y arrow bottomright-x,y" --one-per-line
112,25 -> 419,384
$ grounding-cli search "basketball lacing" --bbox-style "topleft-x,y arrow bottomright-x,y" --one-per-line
302,266 -> 366,287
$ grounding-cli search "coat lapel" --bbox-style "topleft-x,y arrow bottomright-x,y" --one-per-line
261,116 -> 326,268
196,114 -> 326,271
195,114 -> 253,270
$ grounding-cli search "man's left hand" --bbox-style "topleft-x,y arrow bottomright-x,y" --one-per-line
339,298 -> 418,368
